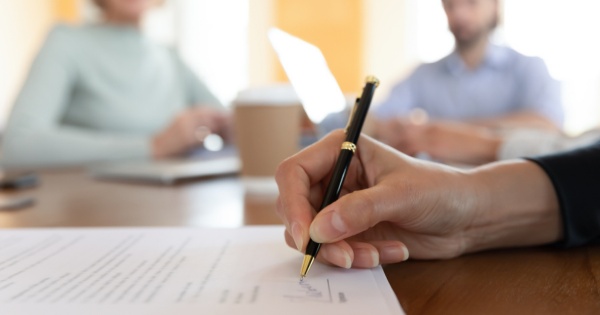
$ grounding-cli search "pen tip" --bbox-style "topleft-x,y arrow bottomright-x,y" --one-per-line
300,254 -> 315,280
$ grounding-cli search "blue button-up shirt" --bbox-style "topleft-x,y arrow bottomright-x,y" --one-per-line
374,44 -> 564,126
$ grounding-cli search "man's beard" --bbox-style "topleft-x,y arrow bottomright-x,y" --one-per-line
453,28 -> 489,50
451,17 -> 498,51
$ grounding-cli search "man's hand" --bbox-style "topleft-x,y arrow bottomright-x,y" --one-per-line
375,119 -> 502,165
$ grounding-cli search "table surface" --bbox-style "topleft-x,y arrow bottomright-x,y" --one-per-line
1,169 -> 599,314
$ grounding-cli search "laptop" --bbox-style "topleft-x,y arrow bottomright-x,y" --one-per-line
268,27 -> 347,129
90,146 -> 240,185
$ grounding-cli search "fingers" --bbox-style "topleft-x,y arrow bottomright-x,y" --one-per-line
309,185 -> 399,244
175,112 -> 200,146
373,118 -> 430,155
189,108 -> 220,134
286,232 -> 354,268
369,241 -> 409,264
275,165 -> 315,252
375,118 -> 410,149
275,130 -> 348,252
318,242 -> 353,269
284,229 -> 353,268
319,241 -> 409,268
285,230 -> 409,268
284,229 -> 297,250
347,242 -> 379,268
277,130 -> 347,186
277,131 -> 415,269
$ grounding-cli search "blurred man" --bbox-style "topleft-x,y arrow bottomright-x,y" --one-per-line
373,0 -> 563,153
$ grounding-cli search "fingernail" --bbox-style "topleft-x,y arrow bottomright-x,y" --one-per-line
291,222 -> 303,251
371,250 -> 380,267
354,247 -> 379,268
310,211 -> 347,243
380,245 -> 409,263
341,249 -> 352,269
402,246 -> 410,261
323,246 -> 352,269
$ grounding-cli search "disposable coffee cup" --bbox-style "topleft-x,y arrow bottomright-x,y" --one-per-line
233,85 -> 303,191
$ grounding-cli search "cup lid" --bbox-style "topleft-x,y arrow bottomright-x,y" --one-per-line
233,84 -> 300,106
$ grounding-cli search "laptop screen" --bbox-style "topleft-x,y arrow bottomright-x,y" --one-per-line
268,28 -> 347,124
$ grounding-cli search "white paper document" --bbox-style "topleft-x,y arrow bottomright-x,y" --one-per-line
0,227 -> 404,315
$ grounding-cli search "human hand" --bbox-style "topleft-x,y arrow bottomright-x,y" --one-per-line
152,107 -> 231,158
376,119 -> 501,165
275,130 -> 561,269
400,121 -> 502,165
372,117 -> 412,151
275,130 -> 480,269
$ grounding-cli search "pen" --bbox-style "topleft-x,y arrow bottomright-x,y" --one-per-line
300,76 -> 379,280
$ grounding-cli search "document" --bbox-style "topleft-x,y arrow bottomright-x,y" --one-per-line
0,227 -> 404,315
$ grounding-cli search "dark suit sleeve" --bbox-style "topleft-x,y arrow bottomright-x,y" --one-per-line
527,142 -> 600,247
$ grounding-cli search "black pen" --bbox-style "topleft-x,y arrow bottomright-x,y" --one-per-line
300,76 -> 379,280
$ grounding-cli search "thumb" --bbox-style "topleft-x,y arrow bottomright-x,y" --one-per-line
309,186 -> 394,244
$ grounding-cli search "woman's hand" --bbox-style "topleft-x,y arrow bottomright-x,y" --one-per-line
151,107 -> 231,158
276,130 -> 480,268
275,130 -> 561,269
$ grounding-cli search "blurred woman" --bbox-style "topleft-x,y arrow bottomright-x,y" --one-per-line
2,0 -> 230,167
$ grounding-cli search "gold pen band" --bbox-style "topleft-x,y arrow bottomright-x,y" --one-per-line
341,141 -> 357,153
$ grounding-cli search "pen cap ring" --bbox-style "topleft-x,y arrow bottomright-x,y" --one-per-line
341,141 -> 357,153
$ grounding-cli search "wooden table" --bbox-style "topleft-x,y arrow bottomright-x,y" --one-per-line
1,169 -> 599,314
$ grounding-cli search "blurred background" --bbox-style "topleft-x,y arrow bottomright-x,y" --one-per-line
1,0 -> 600,135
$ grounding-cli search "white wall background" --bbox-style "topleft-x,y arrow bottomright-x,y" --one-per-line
175,0 -> 249,106
503,0 -> 600,134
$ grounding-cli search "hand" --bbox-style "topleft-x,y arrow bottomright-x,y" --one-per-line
276,130 -> 478,269
372,117 -> 412,151
275,130 -> 561,269
152,107 -> 231,158
400,121 -> 502,165
376,119 -> 501,165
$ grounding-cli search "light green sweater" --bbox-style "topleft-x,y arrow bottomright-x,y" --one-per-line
2,24 -> 221,167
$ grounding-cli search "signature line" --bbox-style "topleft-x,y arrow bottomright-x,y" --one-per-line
327,279 -> 332,303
